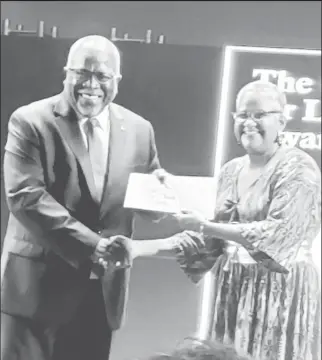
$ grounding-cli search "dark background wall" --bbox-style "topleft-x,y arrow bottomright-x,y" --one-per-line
1,1 -> 321,49
0,2 -> 321,360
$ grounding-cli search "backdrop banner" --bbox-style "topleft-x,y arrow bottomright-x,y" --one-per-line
214,46 -> 321,173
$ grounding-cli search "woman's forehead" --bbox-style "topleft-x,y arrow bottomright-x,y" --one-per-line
237,90 -> 283,111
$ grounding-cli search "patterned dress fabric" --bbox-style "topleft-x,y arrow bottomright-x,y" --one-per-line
175,146 -> 321,360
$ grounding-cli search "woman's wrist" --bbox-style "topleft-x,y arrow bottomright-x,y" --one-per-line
132,238 -> 178,257
131,240 -> 142,258
201,220 -> 217,237
193,217 -> 209,236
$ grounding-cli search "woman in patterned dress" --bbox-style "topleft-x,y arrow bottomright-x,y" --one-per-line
173,81 -> 321,360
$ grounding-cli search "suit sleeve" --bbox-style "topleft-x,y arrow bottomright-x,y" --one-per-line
4,111 -> 102,269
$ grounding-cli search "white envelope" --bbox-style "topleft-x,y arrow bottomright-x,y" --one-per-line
124,173 -> 217,219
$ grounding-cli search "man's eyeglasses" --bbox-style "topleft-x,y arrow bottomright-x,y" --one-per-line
232,110 -> 282,121
64,67 -> 120,84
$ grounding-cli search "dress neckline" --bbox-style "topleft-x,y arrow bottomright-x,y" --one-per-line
235,146 -> 283,202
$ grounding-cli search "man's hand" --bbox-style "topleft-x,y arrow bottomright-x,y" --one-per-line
93,235 -> 134,270
152,168 -> 171,184
134,168 -> 174,223
109,235 -> 133,268
93,237 -> 115,261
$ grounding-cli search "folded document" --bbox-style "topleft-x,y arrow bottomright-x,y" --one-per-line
124,173 -> 217,219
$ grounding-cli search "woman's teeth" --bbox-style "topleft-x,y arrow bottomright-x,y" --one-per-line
243,128 -> 259,134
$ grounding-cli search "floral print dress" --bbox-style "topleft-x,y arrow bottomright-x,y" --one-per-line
176,146 -> 321,360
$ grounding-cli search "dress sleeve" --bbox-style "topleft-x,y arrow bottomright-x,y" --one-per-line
239,150 -> 321,265
173,161 -> 237,284
174,231 -> 224,284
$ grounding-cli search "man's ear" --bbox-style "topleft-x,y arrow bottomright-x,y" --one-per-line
116,75 -> 122,85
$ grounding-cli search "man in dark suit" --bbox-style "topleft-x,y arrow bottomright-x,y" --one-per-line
0,35 -> 172,360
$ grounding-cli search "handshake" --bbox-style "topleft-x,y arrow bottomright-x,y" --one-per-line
91,231 -> 206,272
90,168 -> 209,272
92,235 -> 134,271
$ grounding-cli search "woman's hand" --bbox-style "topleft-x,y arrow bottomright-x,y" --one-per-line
174,231 -> 205,251
174,210 -> 206,232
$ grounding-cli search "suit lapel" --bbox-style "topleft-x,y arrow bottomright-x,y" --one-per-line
53,94 -> 98,203
99,104 -> 127,218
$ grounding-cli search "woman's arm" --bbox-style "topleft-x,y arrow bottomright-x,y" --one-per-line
131,232 -> 223,284
132,237 -> 177,258
132,232 -> 204,259
177,151 -> 321,265
202,222 -> 252,248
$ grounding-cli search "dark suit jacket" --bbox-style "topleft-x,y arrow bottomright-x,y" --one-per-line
1,93 -> 160,330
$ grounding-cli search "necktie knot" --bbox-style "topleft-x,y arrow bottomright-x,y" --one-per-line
87,118 -> 100,132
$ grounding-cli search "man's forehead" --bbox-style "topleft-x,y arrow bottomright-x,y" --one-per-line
66,37 -> 120,71
72,47 -> 114,61
69,48 -> 118,69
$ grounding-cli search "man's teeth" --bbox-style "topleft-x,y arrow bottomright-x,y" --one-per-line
80,94 -> 100,99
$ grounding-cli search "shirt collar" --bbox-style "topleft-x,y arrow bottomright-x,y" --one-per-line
78,105 -> 110,132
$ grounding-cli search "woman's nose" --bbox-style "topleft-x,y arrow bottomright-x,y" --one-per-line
243,117 -> 257,126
